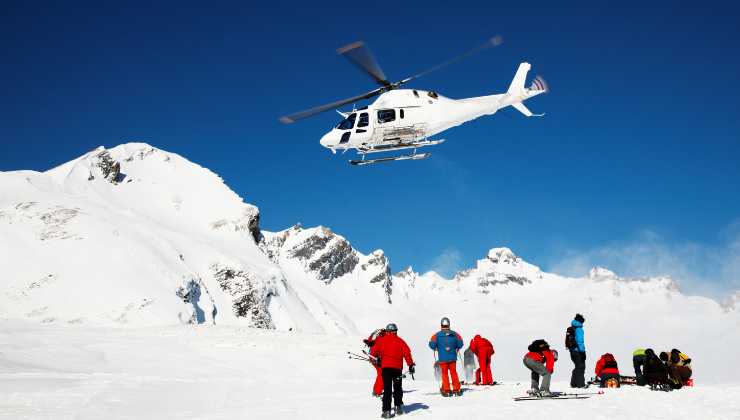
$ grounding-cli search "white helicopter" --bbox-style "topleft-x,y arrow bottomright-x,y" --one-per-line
280,37 -> 548,166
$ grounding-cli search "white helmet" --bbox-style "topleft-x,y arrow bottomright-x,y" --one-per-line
440,317 -> 451,328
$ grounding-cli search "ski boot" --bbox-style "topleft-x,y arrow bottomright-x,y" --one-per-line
539,390 -> 553,397
381,410 -> 394,418
454,389 -> 463,397
394,405 -> 404,416
526,389 -> 539,396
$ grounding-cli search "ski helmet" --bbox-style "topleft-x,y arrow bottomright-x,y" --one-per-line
440,317 -> 451,328
385,323 -> 398,332
552,349 -> 559,361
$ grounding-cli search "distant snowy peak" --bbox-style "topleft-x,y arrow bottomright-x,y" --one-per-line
588,266 -> 618,279
43,143 -> 261,241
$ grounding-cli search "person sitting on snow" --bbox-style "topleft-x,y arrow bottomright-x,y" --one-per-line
429,317 -> 464,396
371,323 -> 415,418
523,339 -> 557,397
594,353 -> 620,387
469,334 -> 495,385
667,349 -> 692,386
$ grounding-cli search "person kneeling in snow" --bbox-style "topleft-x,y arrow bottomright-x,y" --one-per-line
364,328 -> 387,397
371,323 -> 415,418
523,339 -> 557,397
643,349 -> 670,387
594,353 -> 620,387
469,334 -> 495,385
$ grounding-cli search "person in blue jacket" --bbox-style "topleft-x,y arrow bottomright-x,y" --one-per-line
569,313 -> 587,388
429,317 -> 464,396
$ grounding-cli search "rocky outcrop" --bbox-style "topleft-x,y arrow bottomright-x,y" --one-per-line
210,263 -> 274,328
90,150 -> 122,183
360,250 -> 392,303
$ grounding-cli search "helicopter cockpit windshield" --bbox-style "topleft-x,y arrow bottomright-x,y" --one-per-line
336,113 -> 356,130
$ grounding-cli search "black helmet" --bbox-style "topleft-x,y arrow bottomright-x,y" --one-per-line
386,323 -> 398,332
440,317 -> 451,328
574,313 -> 585,323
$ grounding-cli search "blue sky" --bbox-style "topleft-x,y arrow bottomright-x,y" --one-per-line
2,1 -> 739,297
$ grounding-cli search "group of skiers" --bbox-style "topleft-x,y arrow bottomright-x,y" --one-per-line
362,313 -> 693,418
633,347 -> 693,389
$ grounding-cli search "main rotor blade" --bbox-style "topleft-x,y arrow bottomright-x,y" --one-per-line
279,87 -> 384,124
399,35 -> 504,85
337,41 -> 390,87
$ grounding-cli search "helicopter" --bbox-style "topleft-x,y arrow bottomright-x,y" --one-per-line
279,37 -> 548,166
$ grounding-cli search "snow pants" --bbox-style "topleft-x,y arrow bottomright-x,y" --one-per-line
523,356 -> 551,392
438,361 -> 461,393
475,350 -> 493,385
373,364 -> 384,396
570,349 -> 586,388
633,354 -> 646,386
381,368 -> 403,412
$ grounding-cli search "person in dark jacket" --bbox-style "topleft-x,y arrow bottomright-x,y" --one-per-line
594,353 -> 620,387
643,349 -> 669,386
429,317 -> 464,396
371,323 -> 415,418
569,314 -> 587,388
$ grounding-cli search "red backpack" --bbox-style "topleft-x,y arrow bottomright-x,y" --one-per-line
602,353 -> 618,369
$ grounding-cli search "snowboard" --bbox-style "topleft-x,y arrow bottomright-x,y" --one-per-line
463,347 -> 476,384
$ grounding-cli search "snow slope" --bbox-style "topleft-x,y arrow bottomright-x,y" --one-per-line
1,321 -> 739,420
1,143 -> 740,418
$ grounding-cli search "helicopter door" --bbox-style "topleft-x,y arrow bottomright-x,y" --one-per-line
353,112 -> 371,144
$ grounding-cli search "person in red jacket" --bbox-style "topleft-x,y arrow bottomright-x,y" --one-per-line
523,339 -> 556,396
363,328 -> 386,397
371,323 -> 415,418
594,353 -> 621,388
469,334 -> 495,385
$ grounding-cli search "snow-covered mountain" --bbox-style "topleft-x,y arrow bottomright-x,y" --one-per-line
2,143 -> 739,383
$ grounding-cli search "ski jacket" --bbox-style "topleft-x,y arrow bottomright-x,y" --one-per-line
595,354 -> 620,376
371,333 -> 414,370
429,329 -> 463,362
469,335 -> 494,356
571,319 -> 586,352
525,349 -> 555,373
668,351 -> 692,370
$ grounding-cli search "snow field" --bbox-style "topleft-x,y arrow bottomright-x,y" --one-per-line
1,322 -> 738,420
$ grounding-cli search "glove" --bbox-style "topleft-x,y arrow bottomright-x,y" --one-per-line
409,364 -> 416,375
363,339 -> 371,346
374,357 -> 381,367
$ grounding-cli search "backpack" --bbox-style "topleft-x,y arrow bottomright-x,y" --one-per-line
602,353 -> 618,369
528,339 -> 548,353
565,326 -> 577,349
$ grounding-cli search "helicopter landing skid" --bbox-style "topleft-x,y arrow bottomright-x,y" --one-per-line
349,152 -> 431,166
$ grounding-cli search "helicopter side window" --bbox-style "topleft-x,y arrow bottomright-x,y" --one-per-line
357,112 -> 369,127
400,109 -> 405,119
377,109 -> 395,124
428,91 -> 438,99
337,113 -> 357,130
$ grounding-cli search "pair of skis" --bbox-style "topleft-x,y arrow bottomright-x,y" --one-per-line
513,390 -> 603,401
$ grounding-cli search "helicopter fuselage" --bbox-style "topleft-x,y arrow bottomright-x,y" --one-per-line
319,66 -> 544,155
